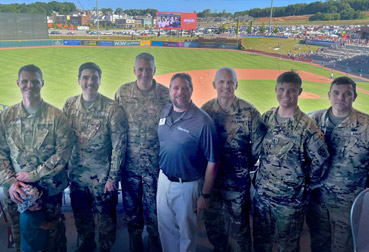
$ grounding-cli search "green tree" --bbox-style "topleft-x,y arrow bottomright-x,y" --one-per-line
198,9 -> 211,18
115,7 -> 123,14
340,7 -> 356,20
260,23 -> 266,34
101,8 -> 113,15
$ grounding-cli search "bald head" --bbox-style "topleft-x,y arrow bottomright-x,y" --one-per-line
214,67 -> 237,82
213,67 -> 238,100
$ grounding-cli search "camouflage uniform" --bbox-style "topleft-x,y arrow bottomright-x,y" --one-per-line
253,107 -> 329,252
306,108 -> 369,252
114,80 -> 169,249
201,97 -> 265,252
63,93 -> 127,251
0,100 -> 74,252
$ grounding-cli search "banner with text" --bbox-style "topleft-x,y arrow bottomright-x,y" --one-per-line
64,40 -> 81,46
114,41 -> 141,46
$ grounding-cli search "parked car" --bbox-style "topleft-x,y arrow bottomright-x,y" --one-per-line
49,30 -> 62,35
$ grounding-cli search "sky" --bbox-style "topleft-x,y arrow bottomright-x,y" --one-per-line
0,0 -> 323,13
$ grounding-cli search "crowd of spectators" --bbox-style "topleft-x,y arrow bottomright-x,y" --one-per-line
305,38 -> 369,79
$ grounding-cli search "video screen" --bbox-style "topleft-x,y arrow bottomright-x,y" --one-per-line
157,13 -> 181,29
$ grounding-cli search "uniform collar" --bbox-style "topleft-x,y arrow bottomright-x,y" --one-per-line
322,107 -> 358,128
19,99 -> 45,118
213,96 -> 239,115
272,106 -> 302,122
269,106 -> 303,130
131,79 -> 158,98
76,93 -> 103,112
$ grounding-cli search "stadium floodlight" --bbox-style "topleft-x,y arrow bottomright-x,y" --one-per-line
96,0 -> 100,39
269,0 -> 274,35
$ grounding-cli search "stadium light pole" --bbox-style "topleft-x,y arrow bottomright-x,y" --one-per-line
96,0 -> 100,39
269,0 -> 274,35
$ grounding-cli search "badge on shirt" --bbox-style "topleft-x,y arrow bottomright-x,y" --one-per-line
159,118 -> 166,125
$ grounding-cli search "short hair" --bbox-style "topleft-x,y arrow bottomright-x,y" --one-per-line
78,62 -> 102,78
18,64 -> 43,80
330,76 -> 356,95
170,73 -> 193,92
135,52 -> 155,67
276,71 -> 302,87
214,67 -> 237,82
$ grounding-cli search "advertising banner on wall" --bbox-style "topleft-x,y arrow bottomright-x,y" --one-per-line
114,41 -> 141,46
64,40 -> 81,46
99,41 -> 114,46
52,40 -> 63,46
162,41 -> 180,47
152,41 -> 163,46
156,12 -> 197,30
140,40 -> 151,46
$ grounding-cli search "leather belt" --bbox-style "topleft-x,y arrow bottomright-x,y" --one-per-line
165,174 -> 193,183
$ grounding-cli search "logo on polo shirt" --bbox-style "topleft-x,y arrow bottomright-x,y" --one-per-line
178,126 -> 189,133
159,118 -> 166,125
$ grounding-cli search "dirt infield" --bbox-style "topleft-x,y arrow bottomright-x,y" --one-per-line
155,69 -> 326,105
357,87 -> 369,95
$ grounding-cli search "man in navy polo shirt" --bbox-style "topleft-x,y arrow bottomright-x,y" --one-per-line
157,73 -> 220,252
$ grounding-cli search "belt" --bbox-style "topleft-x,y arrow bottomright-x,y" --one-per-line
165,174 -> 193,183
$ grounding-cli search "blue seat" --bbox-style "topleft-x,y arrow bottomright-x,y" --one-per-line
351,188 -> 369,252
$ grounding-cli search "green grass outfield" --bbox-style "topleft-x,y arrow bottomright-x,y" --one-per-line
0,46 -> 368,113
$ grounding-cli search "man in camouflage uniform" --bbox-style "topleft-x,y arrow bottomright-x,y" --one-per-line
63,62 -> 128,252
202,67 -> 266,252
253,71 -> 329,252
115,52 -> 169,251
0,64 -> 74,252
306,76 -> 369,252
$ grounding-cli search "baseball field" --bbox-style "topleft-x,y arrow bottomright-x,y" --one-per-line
0,46 -> 368,113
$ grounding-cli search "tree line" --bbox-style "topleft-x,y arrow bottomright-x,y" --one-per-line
0,0 -> 368,21
0,2 -> 158,18
0,1 -> 76,16
233,0 -> 369,21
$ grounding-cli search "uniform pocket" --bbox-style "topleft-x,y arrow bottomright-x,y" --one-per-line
34,129 -> 49,149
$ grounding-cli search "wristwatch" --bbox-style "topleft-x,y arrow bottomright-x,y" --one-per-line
201,192 -> 211,199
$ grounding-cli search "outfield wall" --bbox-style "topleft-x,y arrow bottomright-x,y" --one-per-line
0,39 -> 63,47
0,39 -> 236,50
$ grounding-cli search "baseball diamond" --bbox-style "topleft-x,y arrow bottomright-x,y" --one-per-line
0,47 -> 368,113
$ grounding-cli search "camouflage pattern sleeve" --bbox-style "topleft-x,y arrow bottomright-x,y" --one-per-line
250,109 -> 267,166
62,99 -> 70,117
114,90 -> 121,105
28,112 -> 75,182
304,124 -> 329,189
108,104 -> 128,184
0,113 -> 17,189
